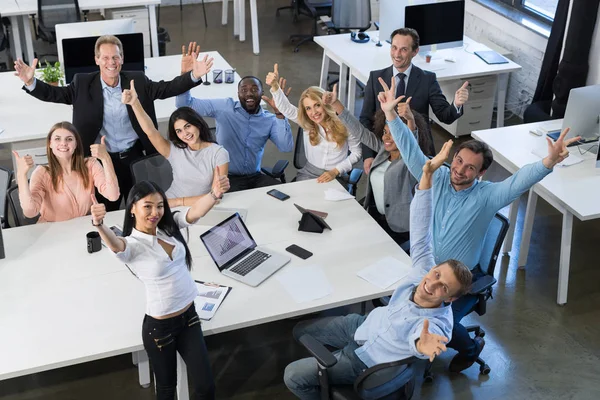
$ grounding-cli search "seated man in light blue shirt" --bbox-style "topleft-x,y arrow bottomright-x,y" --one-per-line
283,141 -> 473,400
177,49 -> 293,192
378,76 -> 579,373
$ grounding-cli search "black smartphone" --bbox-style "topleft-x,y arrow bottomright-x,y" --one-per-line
286,244 -> 313,260
267,189 -> 290,201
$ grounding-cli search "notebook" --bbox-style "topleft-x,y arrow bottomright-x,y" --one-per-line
475,50 -> 509,65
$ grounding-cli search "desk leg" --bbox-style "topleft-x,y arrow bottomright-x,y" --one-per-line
177,352 -> 190,400
503,198 -> 520,255
22,16 -> 35,64
557,211 -> 573,305
319,53 -> 330,89
250,0 -> 260,54
136,350 -> 151,388
496,73 -> 509,128
148,5 -> 159,57
222,0 -> 228,25
518,189 -> 538,268
348,73 -> 357,115
239,0 -> 246,42
9,16 -> 22,62
233,0 -> 240,36
132,351 -> 138,366
339,64 -> 348,106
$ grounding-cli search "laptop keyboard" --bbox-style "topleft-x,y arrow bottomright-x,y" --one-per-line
230,250 -> 272,276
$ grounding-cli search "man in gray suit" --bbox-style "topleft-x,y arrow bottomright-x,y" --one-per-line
359,28 -> 469,173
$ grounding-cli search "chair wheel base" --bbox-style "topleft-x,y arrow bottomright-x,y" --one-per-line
480,364 -> 491,375
423,371 -> 434,383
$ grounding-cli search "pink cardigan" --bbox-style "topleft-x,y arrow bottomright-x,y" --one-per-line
21,158 -> 120,223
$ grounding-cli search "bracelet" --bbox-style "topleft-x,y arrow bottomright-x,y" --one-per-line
209,190 -> 219,201
181,197 -> 185,207
92,219 -> 103,227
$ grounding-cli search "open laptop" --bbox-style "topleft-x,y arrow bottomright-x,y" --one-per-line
547,84 -> 600,144
200,213 -> 290,287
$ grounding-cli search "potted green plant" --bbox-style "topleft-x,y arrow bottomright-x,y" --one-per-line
37,60 -> 64,86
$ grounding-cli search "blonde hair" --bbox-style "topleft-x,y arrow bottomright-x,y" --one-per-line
94,35 -> 123,58
44,122 -> 91,192
297,86 -> 348,148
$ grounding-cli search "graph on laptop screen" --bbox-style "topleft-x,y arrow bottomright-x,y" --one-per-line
203,217 -> 255,267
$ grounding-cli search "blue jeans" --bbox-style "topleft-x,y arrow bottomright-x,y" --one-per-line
448,267 -> 486,359
284,314 -> 368,400
142,304 -> 215,400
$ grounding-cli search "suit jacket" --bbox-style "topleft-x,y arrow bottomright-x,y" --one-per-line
23,70 -> 200,156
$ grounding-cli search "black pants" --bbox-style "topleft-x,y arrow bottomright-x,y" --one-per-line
142,304 -> 215,400
228,172 -> 280,192
97,141 -> 144,211
368,206 -> 410,246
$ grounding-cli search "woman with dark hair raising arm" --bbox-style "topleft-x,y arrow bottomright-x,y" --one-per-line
90,175 -> 229,399
122,80 -> 230,208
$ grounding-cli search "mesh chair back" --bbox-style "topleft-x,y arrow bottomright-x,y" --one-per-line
130,154 -> 174,193
332,0 -> 371,31
8,186 -> 40,226
0,167 -> 11,224
293,127 -> 307,170
38,0 -> 81,42
478,212 -> 510,276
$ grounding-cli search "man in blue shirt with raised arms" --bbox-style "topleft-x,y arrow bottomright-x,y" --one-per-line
377,76 -> 579,373
177,44 -> 293,192
284,141 -> 473,399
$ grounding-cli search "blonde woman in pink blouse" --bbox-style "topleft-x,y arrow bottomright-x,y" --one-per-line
12,121 -> 120,223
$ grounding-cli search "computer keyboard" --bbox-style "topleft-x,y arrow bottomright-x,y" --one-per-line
230,250 -> 271,276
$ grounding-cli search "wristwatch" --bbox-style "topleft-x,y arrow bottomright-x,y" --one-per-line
92,219 -> 103,227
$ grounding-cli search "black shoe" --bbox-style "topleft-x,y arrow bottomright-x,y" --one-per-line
449,337 -> 485,373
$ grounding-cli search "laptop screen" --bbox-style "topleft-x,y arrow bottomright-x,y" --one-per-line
200,213 -> 257,270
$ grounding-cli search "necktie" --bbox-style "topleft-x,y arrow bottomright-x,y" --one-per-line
395,73 -> 406,98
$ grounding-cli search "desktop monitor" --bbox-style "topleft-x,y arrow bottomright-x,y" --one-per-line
404,0 -> 465,52
561,84 -> 600,142
62,33 -> 145,84
55,19 -> 136,71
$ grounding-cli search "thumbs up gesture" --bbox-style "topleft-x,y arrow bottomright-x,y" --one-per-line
396,96 -> 415,124
90,136 -> 109,161
266,63 -> 280,91
211,165 -> 230,199
122,79 -> 138,105
12,150 -> 35,176
454,81 -> 469,107
90,194 -> 106,227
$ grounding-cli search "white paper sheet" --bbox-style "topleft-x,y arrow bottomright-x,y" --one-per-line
276,265 -> 333,303
356,256 -> 412,289
194,281 -> 231,320
324,188 -> 355,201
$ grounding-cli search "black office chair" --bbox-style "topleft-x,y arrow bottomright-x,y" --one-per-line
0,167 -> 12,228
422,212 -> 510,382
288,0 -> 332,53
130,154 -> 173,193
276,0 -> 301,22
8,186 -> 40,227
34,0 -> 81,45
262,127 -> 363,195
299,334 -> 418,399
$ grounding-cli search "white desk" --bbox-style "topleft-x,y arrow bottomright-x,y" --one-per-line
0,179 -> 410,394
314,34 -> 522,134
472,121 -> 600,305
0,52 -> 240,170
2,0 -> 161,65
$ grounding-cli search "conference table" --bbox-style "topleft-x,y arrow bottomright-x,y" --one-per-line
314,33 -> 522,131
0,179 -> 411,398
0,51 -> 240,171
472,120 -> 600,305
0,0 -> 161,66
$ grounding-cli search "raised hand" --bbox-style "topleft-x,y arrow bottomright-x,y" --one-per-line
321,83 -> 338,106
14,58 -> 38,86
90,194 -> 107,226
266,63 -> 280,91
543,127 -> 581,168
316,168 -> 339,183
397,96 -> 414,123
121,79 -> 138,105
416,319 -> 449,362
376,77 -> 405,114
454,81 -> 469,107
261,76 -> 292,115
90,136 -> 109,161
12,150 -> 35,176
181,42 -> 200,74
211,166 -> 230,198
280,77 -> 292,97
192,53 -> 214,81
423,140 -> 453,175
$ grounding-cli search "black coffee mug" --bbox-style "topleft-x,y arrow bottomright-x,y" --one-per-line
87,231 -> 101,254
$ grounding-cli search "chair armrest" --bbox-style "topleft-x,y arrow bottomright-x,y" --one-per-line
469,275 -> 496,295
261,160 -> 289,178
348,168 -> 363,185
299,334 -> 338,368
354,356 -> 419,395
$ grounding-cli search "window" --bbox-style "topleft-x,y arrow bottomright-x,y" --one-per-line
499,0 -> 558,23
